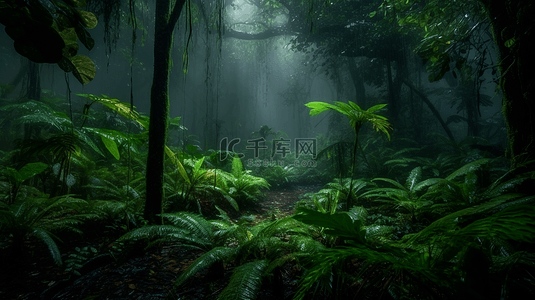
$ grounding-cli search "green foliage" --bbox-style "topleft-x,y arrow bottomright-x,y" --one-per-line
0,1 -> 97,84
0,195 -> 86,265
85,182 -> 144,231
378,0 -> 488,82
117,212 -> 215,252
363,166 -> 441,223
293,208 -> 366,242
0,162 -> 47,204
305,101 -> 391,139
218,260 -> 268,300
306,101 -> 392,209
215,156 -> 271,208
63,246 -> 98,276
172,215 -> 319,298
165,155 -> 238,214
257,165 -> 297,188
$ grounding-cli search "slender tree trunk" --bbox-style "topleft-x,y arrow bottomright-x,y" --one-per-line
145,0 -> 186,224
386,59 -> 396,124
24,61 -> 41,140
347,57 -> 366,108
480,0 -> 535,170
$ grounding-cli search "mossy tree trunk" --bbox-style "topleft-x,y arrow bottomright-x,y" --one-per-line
145,0 -> 186,224
481,0 -> 535,170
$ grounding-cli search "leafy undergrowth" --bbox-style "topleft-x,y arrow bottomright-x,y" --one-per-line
0,185 -> 317,300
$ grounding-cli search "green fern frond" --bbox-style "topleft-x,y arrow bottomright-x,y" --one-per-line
33,227 -> 62,266
406,167 -> 423,191
384,157 -> 418,166
371,177 -> 407,190
117,225 -> 185,242
484,175 -> 532,199
293,248 -> 347,300
405,195 -> 535,246
256,217 -> 311,238
232,155 -> 244,178
217,259 -> 268,300
0,195 -> 85,265
456,204 -> 535,243
413,178 -> 443,193
161,212 -> 214,240
446,158 -> 491,181
174,246 -> 238,287
15,102 -> 72,131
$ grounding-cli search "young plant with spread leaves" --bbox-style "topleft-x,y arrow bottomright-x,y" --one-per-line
305,101 -> 391,208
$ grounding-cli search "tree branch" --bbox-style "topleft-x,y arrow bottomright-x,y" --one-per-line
224,26 -> 298,40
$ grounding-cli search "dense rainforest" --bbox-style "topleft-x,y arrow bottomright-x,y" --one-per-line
0,0 -> 534,299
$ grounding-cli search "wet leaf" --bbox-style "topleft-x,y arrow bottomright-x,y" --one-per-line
70,55 -> 96,85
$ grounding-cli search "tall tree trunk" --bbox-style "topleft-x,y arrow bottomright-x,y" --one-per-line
145,0 -> 186,224
481,0 -> 535,170
347,57 -> 366,108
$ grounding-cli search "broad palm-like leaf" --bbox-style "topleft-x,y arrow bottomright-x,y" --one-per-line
305,101 -> 391,209
305,101 -> 391,139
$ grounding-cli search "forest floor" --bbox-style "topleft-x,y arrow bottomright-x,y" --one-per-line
0,185 -> 320,300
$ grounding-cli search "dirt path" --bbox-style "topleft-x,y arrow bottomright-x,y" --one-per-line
254,184 -> 321,221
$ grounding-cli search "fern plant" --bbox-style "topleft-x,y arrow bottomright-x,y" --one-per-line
116,209 -> 319,299
164,155 -> 239,214
215,156 -> 270,209
292,206 -> 454,300
171,214 -> 320,300
0,195 -> 86,265
363,166 -> 441,224
116,211 -> 216,251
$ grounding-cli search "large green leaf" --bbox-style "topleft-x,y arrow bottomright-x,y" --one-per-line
77,94 -> 140,121
165,147 -> 190,185
76,10 -> 98,29
100,135 -> 119,160
83,127 -> 129,159
70,55 -> 95,85
17,162 -> 48,182
293,208 -> 366,242
75,128 -> 105,157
